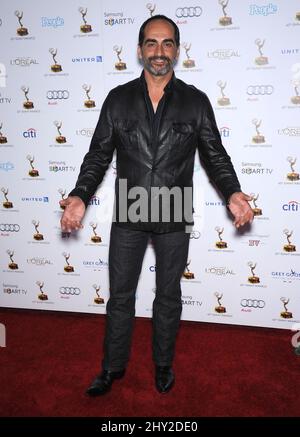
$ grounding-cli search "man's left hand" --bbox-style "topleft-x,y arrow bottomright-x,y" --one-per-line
227,192 -> 254,229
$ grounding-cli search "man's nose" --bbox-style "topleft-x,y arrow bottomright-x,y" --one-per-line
155,44 -> 165,57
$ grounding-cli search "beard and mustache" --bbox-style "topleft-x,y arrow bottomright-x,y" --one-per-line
143,55 -> 176,76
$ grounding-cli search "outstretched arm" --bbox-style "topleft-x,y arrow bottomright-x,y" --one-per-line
60,92 -> 115,233
197,94 -> 253,228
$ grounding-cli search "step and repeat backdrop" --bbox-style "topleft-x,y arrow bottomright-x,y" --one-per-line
0,0 -> 299,329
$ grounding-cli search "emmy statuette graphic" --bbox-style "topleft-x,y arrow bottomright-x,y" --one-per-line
283,229 -> 296,252
214,292 -> 226,313
0,123 -> 7,144
182,42 -> 195,68
36,281 -> 48,301
54,121 -> 66,143
7,250 -> 18,270
21,86 -> 34,109
32,220 -> 44,241
218,0 -> 232,26
82,84 -> 95,108
26,155 -> 39,177
286,157 -> 299,181
296,11 -> 300,21
254,39 -> 268,65
90,222 -> 102,243
93,284 -> 104,304
15,10 -> 28,36
49,48 -> 62,73
1,188 -> 13,209
247,261 -> 260,284
62,252 -> 74,272
58,189 -> 66,209
113,45 -> 127,71
146,3 -> 156,16
280,297 -> 293,319
250,193 -> 262,216
215,226 -> 227,249
252,119 -> 265,144
217,81 -> 230,106
182,260 -> 195,279
79,7 -> 92,33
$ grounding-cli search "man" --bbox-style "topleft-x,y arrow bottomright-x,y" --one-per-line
60,15 -> 254,396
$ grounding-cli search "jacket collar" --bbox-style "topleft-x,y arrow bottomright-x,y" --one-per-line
140,70 -> 176,94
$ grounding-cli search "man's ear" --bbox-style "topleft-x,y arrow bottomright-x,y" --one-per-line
137,45 -> 142,60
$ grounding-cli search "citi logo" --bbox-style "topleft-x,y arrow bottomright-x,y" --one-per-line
89,196 -> 100,206
282,201 -> 300,212
23,128 -> 37,138
72,56 -> 102,63
220,126 -> 231,137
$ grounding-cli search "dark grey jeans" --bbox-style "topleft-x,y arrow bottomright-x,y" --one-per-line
102,223 -> 190,371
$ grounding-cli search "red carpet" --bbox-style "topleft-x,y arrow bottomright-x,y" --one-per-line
0,308 -> 300,417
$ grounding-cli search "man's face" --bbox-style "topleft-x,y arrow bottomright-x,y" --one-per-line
138,19 -> 179,77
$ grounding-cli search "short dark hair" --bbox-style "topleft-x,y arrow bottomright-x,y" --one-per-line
138,15 -> 180,47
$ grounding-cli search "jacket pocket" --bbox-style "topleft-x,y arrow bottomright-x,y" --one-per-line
169,122 -> 195,154
115,119 -> 138,149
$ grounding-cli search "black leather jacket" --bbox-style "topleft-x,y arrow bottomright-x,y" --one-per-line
70,72 -> 241,232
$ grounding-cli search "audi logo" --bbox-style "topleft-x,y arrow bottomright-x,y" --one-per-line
0,224 -> 20,232
46,90 -> 70,100
59,287 -> 81,295
246,85 -> 274,96
175,6 -> 202,18
241,299 -> 265,308
190,230 -> 201,239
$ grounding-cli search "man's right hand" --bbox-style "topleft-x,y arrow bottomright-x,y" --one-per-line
60,196 -> 86,233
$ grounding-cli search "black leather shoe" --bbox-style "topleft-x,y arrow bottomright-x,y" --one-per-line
86,369 -> 125,396
155,366 -> 175,393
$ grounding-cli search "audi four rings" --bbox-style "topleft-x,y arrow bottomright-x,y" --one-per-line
59,287 -> 81,295
46,90 -> 69,99
0,224 -> 20,231
175,6 -> 202,17
240,299 -> 265,308
246,85 -> 274,95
